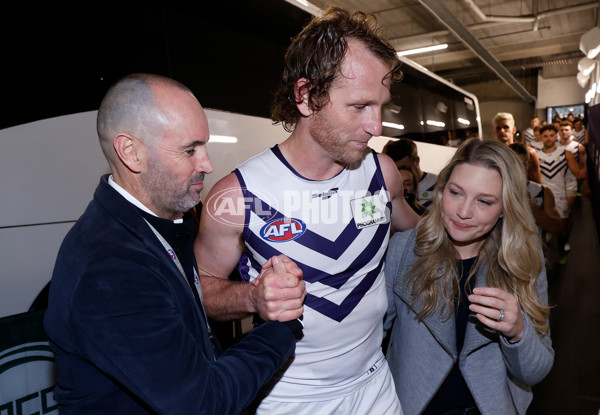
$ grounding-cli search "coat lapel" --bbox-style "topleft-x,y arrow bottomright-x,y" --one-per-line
393,275 -> 457,358
461,265 -> 498,357
392,256 -> 499,359
95,175 -> 206,321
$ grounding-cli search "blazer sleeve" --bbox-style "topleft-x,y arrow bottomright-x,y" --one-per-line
383,230 -> 414,334
70,255 -> 296,415
499,266 -> 554,386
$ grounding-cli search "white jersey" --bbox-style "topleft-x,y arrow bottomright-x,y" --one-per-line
573,128 -> 585,144
418,172 -> 437,208
527,180 -> 544,237
537,147 -> 568,218
235,147 -> 391,402
524,127 -> 535,145
527,180 -> 544,209
558,138 -> 579,192
530,141 -> 543,151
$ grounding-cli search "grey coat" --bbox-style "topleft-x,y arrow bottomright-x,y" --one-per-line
383,229 -> 554,415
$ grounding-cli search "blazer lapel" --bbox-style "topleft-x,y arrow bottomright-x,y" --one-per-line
422,300 -> 458,358
96,175 -> 207,324
461,266 -> 497,357
393,278 -> 458,358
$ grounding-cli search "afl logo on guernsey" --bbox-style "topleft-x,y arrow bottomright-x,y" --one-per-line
260,218 -> 306,242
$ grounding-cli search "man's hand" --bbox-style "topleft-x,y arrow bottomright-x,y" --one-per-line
250,255 -> 306,322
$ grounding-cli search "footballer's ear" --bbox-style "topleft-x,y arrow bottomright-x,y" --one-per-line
294,78 -> 313,117
114,133 -> 144,173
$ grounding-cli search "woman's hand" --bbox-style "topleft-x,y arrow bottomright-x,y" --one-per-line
468,287 -> 524,343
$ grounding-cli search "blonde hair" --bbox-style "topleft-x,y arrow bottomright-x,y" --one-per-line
408,138 -> 550,334
493,112 -> 515,125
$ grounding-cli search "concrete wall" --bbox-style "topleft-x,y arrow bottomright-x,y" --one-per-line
461,78 -> 535,138
479,100 -> 535,139
537,74 -> 586,110
463,74 -> 586,138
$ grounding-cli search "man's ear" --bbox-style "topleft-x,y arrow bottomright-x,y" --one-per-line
294,78 -> 313,117
114,133 -> 143,173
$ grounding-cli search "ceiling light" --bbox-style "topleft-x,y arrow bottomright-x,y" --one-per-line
397,44 -> 448,56
426,120 -> 446,128
578,57 -> 596,76
382,122 -> 405,130
580,26 -> 600,59
457,118 -> 470,125
283,0 -> 321,16
585,82 -> 597,104
209,135 -> 238,143
577,71 -> 590,88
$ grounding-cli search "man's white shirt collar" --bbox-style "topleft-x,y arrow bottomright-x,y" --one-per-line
108,175 -> 183,223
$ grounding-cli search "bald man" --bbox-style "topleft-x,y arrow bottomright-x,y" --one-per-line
44,74 -> 306,415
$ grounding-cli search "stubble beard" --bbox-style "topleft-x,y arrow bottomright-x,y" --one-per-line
309,111 -> 367,166
140,156 -> 203,217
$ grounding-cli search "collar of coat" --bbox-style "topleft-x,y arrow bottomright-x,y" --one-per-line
392,233 -> 499,359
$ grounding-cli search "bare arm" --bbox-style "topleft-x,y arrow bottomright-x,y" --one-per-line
526,146 -> 543,184
377,153 -> 420,233
577,143 -> 587,171
195,173 -> 306,322
565,150 -> 585,179
530,187 -> 565,236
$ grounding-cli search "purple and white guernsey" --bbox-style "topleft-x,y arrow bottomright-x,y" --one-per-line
537,146 -> 569,219
234,145 -> 391,401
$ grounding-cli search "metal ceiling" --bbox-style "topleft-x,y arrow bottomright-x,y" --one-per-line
290,0 -> 600,102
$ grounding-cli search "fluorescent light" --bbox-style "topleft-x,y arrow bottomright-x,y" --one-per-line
578,71 -> 590,88
382,121 -> 405,130
585,82 -> 597,103
209,135 -> 238,143
457,118 -> 471,125
580,26 -> 600,59
426,120 -> 446,128
578,57 -> 596,76
397,44 -> 448,56
283,0 -> 321,16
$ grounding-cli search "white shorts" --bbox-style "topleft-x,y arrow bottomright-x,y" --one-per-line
565,175 -> 577,197
255,358 -> 402,415
554,195 -> 568,219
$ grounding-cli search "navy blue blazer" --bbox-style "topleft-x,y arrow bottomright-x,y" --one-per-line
44,175 -> 297,414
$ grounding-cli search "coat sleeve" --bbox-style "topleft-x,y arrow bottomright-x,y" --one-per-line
70,255 -> 296,415
383,230 -> 413,334
499,266 -> 554,386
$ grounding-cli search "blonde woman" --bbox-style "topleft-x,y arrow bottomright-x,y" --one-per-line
384,138 -> 554,415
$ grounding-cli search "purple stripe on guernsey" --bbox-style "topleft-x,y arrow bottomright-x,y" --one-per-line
234,166 -> 389,260
241,217 -> 388,288
234,147 -> 390,322
539,155 -> 567,180
270,145 -> 346,182
304,258 -> 384,323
